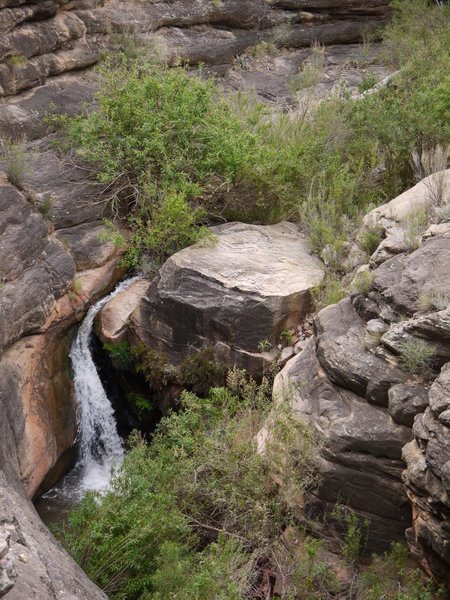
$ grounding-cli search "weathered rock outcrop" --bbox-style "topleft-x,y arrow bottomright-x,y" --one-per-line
0,0 -> 392,98
0,155 -> 122,596
403,363 -> 450,591
127,222 -> 324,373
259,174 -> 450,562
0,472 -> 106,599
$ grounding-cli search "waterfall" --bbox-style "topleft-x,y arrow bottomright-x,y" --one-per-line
66,277 -> 138,497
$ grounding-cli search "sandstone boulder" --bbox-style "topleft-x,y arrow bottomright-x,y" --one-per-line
130,222 -> 324,373
96,277 -> 149,345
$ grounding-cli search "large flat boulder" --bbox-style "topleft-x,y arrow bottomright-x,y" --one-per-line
130,222 -> 324,372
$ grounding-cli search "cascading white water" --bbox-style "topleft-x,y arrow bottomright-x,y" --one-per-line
40,278 -> 139,507
69,277 -> 138,494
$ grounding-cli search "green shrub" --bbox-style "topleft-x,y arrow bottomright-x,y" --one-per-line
57,375 -> 310,598
51,0 -> 449,275
130,344 -> 172,390
179,348 -> 227,396
398,339 -> 437,376
311,274 -> 346,310
357,541 -> 442,600
1,137 -> 29,188
103,340 -> 131,371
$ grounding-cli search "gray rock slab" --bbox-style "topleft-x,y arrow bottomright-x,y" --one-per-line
131,222 -> 324,371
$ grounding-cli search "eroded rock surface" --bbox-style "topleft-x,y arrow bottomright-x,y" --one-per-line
0,0 -> 392,98
403,364 -> 450,591
259,175 -> 450,563
129,222 -> 324,373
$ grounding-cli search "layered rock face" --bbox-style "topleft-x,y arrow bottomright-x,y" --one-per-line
0,144 -> 123,597
127,222 -> 324,373
403,364 -> 450,590
261,174 -> 450,561
0,0 -> 392,98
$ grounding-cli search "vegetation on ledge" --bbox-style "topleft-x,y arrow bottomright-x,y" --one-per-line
47,0 -> 448,299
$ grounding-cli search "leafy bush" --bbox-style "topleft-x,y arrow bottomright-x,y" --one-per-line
398,339 -> 437,376
51,0 -> 449,275
58,373 -> 318,598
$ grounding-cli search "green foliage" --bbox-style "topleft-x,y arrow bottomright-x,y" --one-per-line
416,290 -> 449,313
359,219 -> 383,258
311,274 -> 346,310
8,55 -> 25,66
49,55 -> 260,268
98,219 -> 127,249
103,340 -> 131,371
130,344 -> 172,390
351,270 -> 376,296
248,41 -> 277,58
357,541 -> 443,600
398,339 -> 437,377
403,209 -> 428,250
332,505 -> 369,565
51,0 -> 449,277
1,137 -> 29,188
127,191 -> 213,271
127,392 -> 153,420
38,195 -> 52,218
179,348 -> 227,396
57,373 -> 310,598
357,73 -> 380,94
280,328 -> 294,347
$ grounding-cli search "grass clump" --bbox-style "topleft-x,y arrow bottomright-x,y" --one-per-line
1,137 -> 29,188
398,339 -> 437,377
416,290 -> 449,313
351,270 -> 376,296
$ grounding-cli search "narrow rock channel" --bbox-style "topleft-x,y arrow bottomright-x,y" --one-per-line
37,277 -> 139,524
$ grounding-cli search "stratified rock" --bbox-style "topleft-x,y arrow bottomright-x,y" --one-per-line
269,340 -> 412,552
0,0 -> 392,97
314,298 -> 401,406
403,363 -> 450,591
130,222 -> 324,373
388,384 -> 429,427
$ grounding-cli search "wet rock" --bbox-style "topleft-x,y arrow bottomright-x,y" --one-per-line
130,222 -> 324,373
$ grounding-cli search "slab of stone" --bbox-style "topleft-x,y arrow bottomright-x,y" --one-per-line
131,222 -> 324,372
388,383 -> 429,427
95,278 -> 149,345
